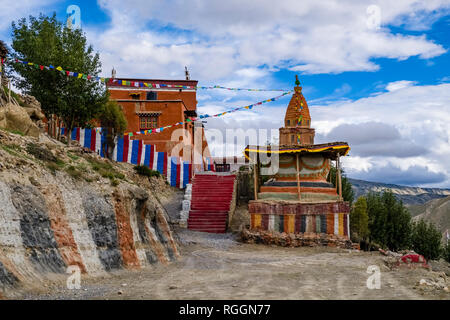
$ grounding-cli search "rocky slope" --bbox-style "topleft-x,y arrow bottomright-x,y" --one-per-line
349,178 -> 450,205
0,128 -> 179,296
409,196 -> 450,237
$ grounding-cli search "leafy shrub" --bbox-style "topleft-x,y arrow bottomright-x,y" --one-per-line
26,143 -> 57,162
4,128 -> 25,136
1,144 -> 22,156
87,157 -> 113,171
96,167 -> 124,181
133,165 -> 160,178
100,169 -> 115,180
67,152 -> 79,161
46,162 -> 60,173
115,172 -> 125,180
54,158 -> 65,167
66,166 -> 82,179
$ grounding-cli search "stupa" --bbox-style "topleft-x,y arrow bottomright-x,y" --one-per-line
243,76 -> 352,247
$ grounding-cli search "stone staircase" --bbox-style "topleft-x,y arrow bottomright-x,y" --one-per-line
187,173 -> 236,233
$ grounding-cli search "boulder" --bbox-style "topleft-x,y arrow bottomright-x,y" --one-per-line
21,95 -> 46,132
22,95 -> 45,120
0,102 -> 40,137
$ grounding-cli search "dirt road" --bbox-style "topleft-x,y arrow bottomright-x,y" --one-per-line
18,229 -> 449,300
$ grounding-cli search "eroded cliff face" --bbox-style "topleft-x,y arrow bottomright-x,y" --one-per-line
0,129 -> 179,295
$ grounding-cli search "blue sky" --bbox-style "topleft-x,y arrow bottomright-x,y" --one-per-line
1,0 -> 450,187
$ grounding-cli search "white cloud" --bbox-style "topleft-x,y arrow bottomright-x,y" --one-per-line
312,83 -> 450,187
386,80 -> 417,91
89,0 -> 448,80
200,82 -> 450,187
0,0 -> 60,37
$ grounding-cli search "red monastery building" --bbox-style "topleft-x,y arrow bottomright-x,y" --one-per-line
106,69 -> 211,164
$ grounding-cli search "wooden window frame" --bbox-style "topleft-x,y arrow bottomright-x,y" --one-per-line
146,91 -> 157,100
139,115 -> 159,130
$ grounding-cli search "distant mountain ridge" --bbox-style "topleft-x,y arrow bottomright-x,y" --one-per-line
348,178 -> 450,205
410,196 -> 450,238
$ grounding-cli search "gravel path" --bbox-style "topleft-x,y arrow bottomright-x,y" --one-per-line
13,229 -> 450,300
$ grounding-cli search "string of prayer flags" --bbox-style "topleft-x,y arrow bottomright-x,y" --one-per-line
8,58 -> 289,92
123,90 -> 293,137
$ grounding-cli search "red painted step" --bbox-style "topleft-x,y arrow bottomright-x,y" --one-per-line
187,174 -> 236,234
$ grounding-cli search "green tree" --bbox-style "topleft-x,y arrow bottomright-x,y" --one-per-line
443,243 -> 450,263
411,219 -> 443,260
9,14 -> 107,141
366,191 -> 386,247
0,40 -> 7,59
350,196 -> 369,242
0,40 -> 8,86
366,190 -> 411,251
96,100 -> 127,160
327,164 -> 354,205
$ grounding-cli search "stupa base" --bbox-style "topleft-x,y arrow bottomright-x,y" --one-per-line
241,228 -> 353,249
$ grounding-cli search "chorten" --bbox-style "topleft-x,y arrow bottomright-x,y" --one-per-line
243,76 -> 352,247
279,75 -> 315,146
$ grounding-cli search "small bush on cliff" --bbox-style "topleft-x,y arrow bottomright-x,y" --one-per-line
87,157 -> 113,171
1,143 -> 22,156
66,165 -> 82,179
66,152 -> 79,161
86,157 -> 124,181
46,162 -> 60,173
26,143 -> 57,162
134,165 -> 160,178
2,127 -> 25,136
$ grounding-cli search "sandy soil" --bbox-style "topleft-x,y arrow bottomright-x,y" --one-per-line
14,228 -> 449,300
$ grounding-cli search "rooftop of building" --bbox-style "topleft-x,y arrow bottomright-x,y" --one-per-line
106,78 -> 198,88
244,142 -> 350,160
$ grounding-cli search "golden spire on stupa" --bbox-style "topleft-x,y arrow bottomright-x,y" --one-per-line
284,75 -> 311,128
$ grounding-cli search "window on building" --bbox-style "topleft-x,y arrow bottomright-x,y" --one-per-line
139,115 -> 158,129
215,164 -> 230,172
131,93 -> 140,100
146,91 -> 157,100
286,119 -> 290,126
291,134 -> 295,143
